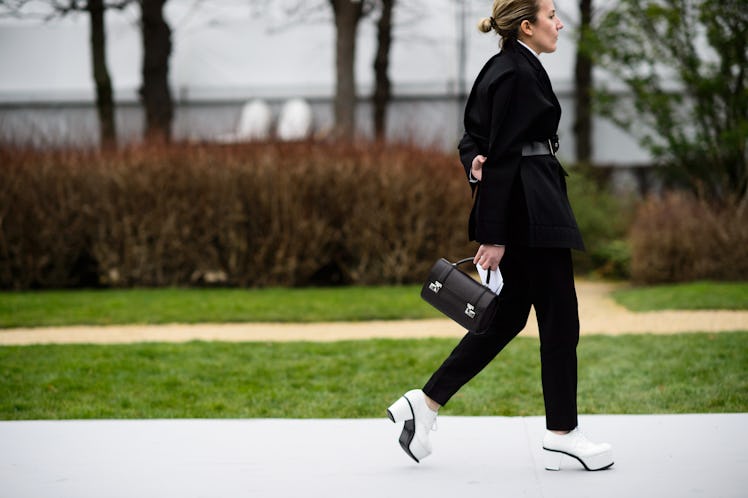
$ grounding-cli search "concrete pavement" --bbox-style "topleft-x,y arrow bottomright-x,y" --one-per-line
1,414 -> 746,498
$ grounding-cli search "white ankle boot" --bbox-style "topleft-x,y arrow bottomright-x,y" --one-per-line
542,428 -> 614,471
387,389 -> 438,463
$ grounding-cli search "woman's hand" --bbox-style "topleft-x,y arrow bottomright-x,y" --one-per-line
473,244 -> 505,271
471,155 -> 487,181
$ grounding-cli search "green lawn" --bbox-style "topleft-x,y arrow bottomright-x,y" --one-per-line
612,281 -> 748,311
0,286 -> 441,328
1,332 -> 745,420
2,281 -> 747,329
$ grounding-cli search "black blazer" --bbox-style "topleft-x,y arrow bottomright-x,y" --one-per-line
458,42 -> 584,250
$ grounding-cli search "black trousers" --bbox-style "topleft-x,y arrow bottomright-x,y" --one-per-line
422,247 -> 579,431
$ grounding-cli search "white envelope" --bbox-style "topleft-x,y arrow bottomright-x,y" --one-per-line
476,264 -> 503,295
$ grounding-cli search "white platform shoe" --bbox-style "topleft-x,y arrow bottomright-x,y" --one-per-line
542,428 -> 614,471
387,389 -> 438,463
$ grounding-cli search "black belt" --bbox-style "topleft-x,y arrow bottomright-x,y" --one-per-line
521,141 -> 552,156
521,137 -> 559,157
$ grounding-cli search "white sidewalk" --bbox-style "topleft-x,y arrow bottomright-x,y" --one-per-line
1,414 -> 746,498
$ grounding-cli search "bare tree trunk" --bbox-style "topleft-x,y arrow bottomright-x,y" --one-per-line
372,0 -> 394,141
330,0 -> 364,141
88,0 -> 117,148
139,0 -> 173,143
573,0 -> 593,164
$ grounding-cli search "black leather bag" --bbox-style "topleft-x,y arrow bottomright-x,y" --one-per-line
420,257 -> 499,334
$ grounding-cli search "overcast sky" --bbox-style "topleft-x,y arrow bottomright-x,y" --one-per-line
0,0 -> 584,102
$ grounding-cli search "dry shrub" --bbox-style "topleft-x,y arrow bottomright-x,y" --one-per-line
0,142 -> 474,289
629,192 -> 748,284
1,148 -> 100,288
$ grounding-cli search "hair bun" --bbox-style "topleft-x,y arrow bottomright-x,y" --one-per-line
477,17 -> 493,33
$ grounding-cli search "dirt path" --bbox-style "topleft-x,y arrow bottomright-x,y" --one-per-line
1,281 -> 746,345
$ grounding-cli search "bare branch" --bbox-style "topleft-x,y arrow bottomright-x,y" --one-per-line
104,0 -> 135,10
0,0 -> 47,19
0,0 -> 135,20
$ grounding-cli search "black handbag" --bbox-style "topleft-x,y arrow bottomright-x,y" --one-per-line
420,257 -> 499,334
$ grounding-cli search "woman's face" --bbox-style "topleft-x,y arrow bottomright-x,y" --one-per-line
521,0 -> 563,54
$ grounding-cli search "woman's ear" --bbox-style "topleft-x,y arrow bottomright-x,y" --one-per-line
520,19 -> 533,37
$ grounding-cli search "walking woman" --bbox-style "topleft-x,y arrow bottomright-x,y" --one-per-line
387,0 -> 613,471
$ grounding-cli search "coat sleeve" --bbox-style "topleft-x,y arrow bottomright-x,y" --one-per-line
457,132 -> 480,195
458,132 -> 479,179
473,69 -> 520,245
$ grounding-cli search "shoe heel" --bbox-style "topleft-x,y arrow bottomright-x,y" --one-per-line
386,396 -> 413,423
543,449 -> 563,471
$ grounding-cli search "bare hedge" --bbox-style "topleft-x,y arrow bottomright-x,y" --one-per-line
629,192 -> 748,284
0,142 -> 474,289
12,142 -> 741,289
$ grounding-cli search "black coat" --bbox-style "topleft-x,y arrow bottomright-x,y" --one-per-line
458,43 -> 584,251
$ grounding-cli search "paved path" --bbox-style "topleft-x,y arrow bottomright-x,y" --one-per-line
1,281 -> 746,345
2,414 -> 746,497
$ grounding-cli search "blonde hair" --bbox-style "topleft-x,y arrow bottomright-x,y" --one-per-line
478,0 -> 539,47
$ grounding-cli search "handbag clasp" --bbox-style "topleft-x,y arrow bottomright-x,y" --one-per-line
465,303 -> 476,319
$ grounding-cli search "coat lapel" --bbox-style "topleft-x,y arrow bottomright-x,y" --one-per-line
516,46 -> 561,116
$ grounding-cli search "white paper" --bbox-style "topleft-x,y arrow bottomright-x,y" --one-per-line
476,265 -> 503,295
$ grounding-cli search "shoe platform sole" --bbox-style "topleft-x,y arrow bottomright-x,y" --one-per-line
543,447 -> 614,471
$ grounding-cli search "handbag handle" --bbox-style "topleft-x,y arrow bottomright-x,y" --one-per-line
451,257 -> 491,284
452,257 -> 474,267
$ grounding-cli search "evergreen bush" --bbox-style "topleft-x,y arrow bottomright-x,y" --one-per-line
565,166 -> 635,279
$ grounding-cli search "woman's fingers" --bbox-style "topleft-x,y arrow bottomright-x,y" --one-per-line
473,244 -> 504,270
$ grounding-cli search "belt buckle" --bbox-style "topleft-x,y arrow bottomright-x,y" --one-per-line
547,138 -> 556,156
